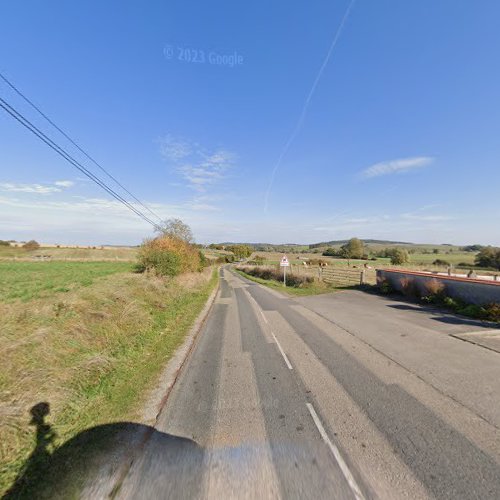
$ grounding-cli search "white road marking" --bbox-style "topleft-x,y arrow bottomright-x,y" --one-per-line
260,309 -> 268,324
306,403 -> 365,500
459,330 -> 500,337
270,330 -> 293,370
243,288 -> 292,370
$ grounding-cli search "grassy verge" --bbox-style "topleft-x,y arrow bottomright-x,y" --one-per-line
0,261 -> 133,302
0,265 -> 218,497
235,268 -> 340,296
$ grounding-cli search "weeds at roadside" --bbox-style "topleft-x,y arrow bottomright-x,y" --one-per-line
0,265 -> 218,497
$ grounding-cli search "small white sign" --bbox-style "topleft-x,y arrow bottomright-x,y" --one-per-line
280,255 -> 290,267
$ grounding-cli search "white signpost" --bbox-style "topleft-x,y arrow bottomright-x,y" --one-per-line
280,255 -> 290,286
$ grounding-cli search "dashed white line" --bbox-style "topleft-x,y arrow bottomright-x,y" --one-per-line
259,309 -> 268,324
306,403 -> 365,500
243,288 -> 292,370
270,330 -> 293,370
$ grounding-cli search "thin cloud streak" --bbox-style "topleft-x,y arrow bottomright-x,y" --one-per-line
359,156 -> 434,179
264,0 -> 356,211
0,180 -> 75,194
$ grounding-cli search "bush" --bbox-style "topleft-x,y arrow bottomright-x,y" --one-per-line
400,277 -> 420,298
391,248 -> 409,265
0,240 -> 10,246
378,278 -> 393,294
475,246 -> 500,270
22,240 -> 40,251
484,303 -> 500,322
458,304 -> 486,319
322,247 -> 338,257
136,235 -> 202,277
424,278 -> 445,296
432,259 -> 450,266
237,266 -> 314,288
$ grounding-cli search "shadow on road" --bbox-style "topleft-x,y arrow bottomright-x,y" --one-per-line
3,402 -> 202,500
387,303 -> 497,329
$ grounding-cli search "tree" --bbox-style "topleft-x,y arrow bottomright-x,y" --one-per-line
475,246 -> 500,270
227,244 -> 252,259
322,247 -> 338,257
254,255 -> 266,265
461,244 -> 483,252
340,238 -> 364,260
155,218 -> 193,243
390,248 -> 409,265
23,240 -> 40,251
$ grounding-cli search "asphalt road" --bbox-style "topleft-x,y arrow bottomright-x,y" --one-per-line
114,268 -> 500,499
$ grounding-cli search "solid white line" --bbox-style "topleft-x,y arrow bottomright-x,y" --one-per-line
270,330 -> 293,370
306,403 -> 365,500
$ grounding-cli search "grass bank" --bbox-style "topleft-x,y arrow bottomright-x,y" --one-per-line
235,268 -> 339,296
0,264 -> 218,497
0,261 -> 133,302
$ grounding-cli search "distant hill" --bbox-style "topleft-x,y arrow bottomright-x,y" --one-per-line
212,239 -> 420,253
309,239 -> 412,249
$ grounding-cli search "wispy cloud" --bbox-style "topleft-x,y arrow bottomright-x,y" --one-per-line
402,213 -> 453,222
54,180 -> 75,188
359,156 -> 434,179
159,134 -> 193,161
159,135 -> 234,192
0,180 -> 75,194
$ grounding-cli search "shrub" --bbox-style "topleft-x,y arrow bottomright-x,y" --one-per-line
400,277 -> 419,298
484,303 -> 500,322
391,248 -> 409,265
136,235 -> 202,277
432,259 -> 450,266
198,251 -> 209,271
424,278 -> 445,297
22,240 -> 40,251
378,277 -> 393,294
458,304 -> 486,319
322,247 -> 338,257
475,246 -> 500,270
237,266 -> 314,288
443,296 -> 459,310
0,240 -> 10,246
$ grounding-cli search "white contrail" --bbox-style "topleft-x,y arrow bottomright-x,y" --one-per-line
264,0 -> 356,211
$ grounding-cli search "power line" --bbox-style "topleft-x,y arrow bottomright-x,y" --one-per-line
0,96 -> 160,229
0,71 -> 163,223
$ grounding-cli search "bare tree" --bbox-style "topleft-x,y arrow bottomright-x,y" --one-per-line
155,218 -> 194,243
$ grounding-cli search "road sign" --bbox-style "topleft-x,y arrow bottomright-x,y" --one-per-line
280,255 -> 289,286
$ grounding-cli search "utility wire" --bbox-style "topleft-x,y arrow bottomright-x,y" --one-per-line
0,71 -> 163,223
0,96 -> 160,229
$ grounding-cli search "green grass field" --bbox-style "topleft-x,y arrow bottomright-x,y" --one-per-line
0,245 -> 137,261
0,261 -> 133,302
0,261 -> 217,497
251,250 -> 476,270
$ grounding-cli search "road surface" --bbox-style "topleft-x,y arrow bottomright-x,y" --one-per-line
112,267 -> 500,499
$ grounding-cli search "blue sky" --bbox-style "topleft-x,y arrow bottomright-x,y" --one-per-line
1,0 -> 499,246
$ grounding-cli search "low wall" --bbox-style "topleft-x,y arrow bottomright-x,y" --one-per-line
377,269 -> 500,306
